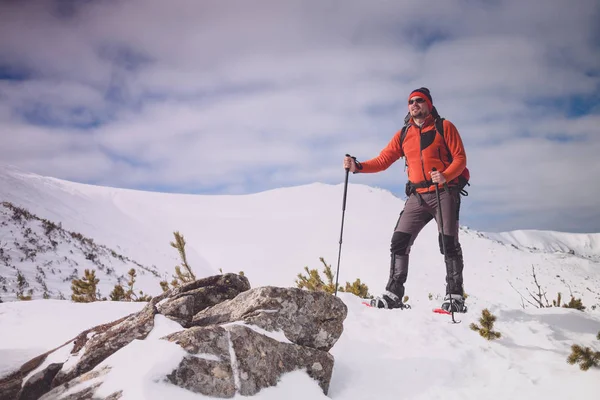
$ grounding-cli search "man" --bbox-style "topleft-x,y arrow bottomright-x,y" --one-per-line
343,87 -> 467,312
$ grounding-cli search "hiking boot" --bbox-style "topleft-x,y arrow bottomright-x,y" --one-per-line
370,291 -> 408,309
441,294 -> 467,313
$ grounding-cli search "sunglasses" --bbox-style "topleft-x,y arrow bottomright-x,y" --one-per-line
408,97 -> 426,105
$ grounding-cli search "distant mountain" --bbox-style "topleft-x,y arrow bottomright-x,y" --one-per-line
483,230 -> 600,262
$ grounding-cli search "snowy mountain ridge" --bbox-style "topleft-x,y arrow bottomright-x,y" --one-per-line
0,163 -> 599,308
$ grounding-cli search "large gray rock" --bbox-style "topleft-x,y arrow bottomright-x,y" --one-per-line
191,286 -> 347,351
158,273 -> 250,327
164,323 -> 335,397
53,300 -> 158,386
38,366 -> 120,400
164,326 -> 236,398
3,274 -> 347,399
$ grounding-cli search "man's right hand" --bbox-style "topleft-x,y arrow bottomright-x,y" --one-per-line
343,155 -> 356,172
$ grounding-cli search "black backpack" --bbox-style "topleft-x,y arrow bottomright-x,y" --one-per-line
399,107 -> 470,196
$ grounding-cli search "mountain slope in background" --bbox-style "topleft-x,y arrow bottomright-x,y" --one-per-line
0,201 -> 161,302
0,164 -> 598,309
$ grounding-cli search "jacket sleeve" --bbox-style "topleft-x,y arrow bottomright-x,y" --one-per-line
441,120 -> 467,182
357,130 -> 404,173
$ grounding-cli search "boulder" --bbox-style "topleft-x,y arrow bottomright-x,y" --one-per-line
158,273 -> 250,327
192,286 -> 347,351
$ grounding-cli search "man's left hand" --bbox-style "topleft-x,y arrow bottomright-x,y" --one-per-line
430,170 -> 446,184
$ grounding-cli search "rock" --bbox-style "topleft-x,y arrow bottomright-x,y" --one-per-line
191,286 -> 347,351
38,366 -> 116,400
53,300 -> 158,386
3,275 -> 346,399
158,273 -> 250,327
19,363 -> 63,400
164,326 -> 236,398
164,324 -> 334,397
228,324 -> 334,396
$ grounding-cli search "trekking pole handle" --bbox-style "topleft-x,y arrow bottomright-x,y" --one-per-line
345,154 -> 357,171
431,167 -> 450,192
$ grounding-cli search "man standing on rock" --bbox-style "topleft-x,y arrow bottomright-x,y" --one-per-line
343,87 -> 468,312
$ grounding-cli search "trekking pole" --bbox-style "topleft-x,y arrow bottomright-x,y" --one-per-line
432,168 -> 458,323
334,154 -> 353,296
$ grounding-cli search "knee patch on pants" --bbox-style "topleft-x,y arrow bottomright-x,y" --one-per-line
438,233 -> 460,256
391,231 -> 412,255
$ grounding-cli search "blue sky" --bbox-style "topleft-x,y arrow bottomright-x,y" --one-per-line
0,0 -> 599,233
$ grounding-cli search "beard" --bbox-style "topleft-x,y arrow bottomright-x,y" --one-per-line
411,109 -> 428,119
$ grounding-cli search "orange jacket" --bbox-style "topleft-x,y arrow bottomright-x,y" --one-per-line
358,115 -> 467,194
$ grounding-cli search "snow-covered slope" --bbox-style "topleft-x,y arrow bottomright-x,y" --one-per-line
1,164 -> 599,399
1,297 -> 599,400
0,164 -> 599,310
0,201 -> 162,301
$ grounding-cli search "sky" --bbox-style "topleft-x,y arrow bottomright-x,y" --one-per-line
0,0 -> 599,233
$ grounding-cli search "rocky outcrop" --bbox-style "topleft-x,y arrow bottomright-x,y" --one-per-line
192,286 -> 347,351
158,273 -> 251,327
0,273 -> 348,399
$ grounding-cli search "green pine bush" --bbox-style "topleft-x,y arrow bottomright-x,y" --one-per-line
71,269 -> 99,303
295,257 -> 372,299
563,296 -> 586,311
470,309 -> 501,340
567,344 -> 600,371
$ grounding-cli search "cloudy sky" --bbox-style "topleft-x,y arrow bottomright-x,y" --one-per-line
1,0 -> 599,233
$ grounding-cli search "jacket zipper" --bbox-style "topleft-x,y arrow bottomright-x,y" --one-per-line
418,125 -> 428,188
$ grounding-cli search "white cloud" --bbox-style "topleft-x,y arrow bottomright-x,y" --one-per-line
0,0 -> 599,232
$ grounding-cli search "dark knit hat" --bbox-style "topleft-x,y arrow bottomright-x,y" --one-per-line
409,87 -> 433,110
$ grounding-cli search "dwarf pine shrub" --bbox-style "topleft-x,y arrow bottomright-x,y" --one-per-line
341,279 -> 372,299
110,284 -> 126,301
563,296 -> 586,311
295,257 -> 372,299
469,309 -> 501,340
567,344 -> 600,371
170,231 -> 196,284
159,280 -> 170,293
111,269 -> 151,301
16,270 -> 32,300
552,292 -> 562,307
71,269 -> 99,303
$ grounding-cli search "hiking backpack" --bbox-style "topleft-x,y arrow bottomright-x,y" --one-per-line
399,107 -> 470,196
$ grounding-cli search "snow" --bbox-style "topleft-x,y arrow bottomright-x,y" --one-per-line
0,165 -> 599,399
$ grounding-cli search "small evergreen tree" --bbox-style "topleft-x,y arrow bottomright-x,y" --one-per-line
110,284 -> 126,301
563,296 -> 585,311
295,257 -> 371,298
341,278 -> 372,299
170,231 -> 196,285
552,292 -> 562,307
567,344 -> 600,371
470,309 -> 501,340
16,271 -> 32,300
127,268 -> 152,301
296,257 -> 338,294
159,280 -> 170,293
597,331 -> 600,341
111,269 -> 151,301
16,270 -> 29,300
71,269 -> 99,303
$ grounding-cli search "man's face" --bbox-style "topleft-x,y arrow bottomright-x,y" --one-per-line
408,96 -> 430,119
